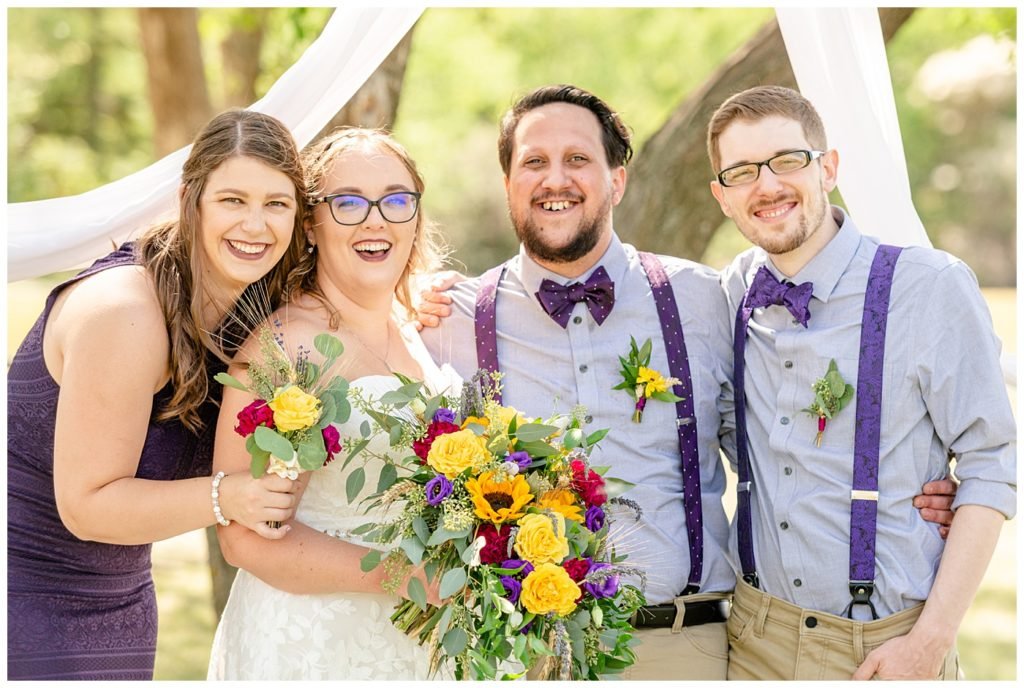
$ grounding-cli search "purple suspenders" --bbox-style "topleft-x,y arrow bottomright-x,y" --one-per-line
734,244 -> 902,617
474,254 -> 706,593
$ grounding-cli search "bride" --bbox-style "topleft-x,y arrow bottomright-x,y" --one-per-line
207,128 -> 455,680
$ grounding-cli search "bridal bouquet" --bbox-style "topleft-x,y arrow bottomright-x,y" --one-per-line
349,372 -> 646,680
215,327 -> 355,482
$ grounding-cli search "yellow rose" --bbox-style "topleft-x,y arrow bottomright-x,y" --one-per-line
536,489 -> 584,522
513,512 -> 569,565
427,429 -> 490,479
268,385 -> 321,431
520,562 -> 580,616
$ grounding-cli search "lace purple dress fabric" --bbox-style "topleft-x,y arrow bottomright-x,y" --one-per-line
7,244 -> 220,680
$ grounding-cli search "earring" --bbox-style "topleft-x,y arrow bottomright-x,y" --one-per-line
307,244 -> 315,255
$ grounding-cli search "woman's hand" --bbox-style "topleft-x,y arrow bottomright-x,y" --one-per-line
217,472 -> 299,539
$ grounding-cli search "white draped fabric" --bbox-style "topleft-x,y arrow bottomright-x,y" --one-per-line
775,7 -> 932,248
6,6 -> 424,282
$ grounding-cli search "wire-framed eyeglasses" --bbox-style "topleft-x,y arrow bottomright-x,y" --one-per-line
319,191 -> 421,225
716,150 -> 825,188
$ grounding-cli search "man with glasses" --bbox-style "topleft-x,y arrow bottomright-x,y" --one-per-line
710,85 -> 1015,680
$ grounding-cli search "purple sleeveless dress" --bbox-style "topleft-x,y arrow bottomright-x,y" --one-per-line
7,244 -> 221,680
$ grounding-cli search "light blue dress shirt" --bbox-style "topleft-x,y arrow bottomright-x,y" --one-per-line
420,233 -> 736,604
719,206 -> 1016,619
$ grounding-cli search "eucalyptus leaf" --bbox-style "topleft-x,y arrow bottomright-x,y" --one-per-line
586,427 -> 610,444
253,426 -> 295,461
334,396 -> 352,425
487,435 -> 509,457
360,549 -> 381,572
411,516 -> 430,544
317,393 -> 337,428
407,576 -> 428,611
379,390 -> 414,407
424,395 -> 442,423
360,420 -> 371,438
345,466 -> 366,503
244,434 -> 271,478
313,332 -> 345,359
439,567 -> 468,599
214,371 -> 249,392
377,463 -> 398,494
442,627 -> 468,656
426,526 -> 472,546
296,433 -> 327,471
604,476 -> 636,499
388,423 -> 404,447
515,439 -> 557,457
563,427 -> 584,449
400,536 -> 425,565
514,423 -> 560,442
437,602 -> 454,637
342,438 -> 369,469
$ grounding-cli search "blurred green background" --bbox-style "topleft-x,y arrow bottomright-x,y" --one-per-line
7,6 -> 1016,680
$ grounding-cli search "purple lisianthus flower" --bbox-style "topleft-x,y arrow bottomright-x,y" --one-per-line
582,562 -> 619,599
501,558 -> 534,578
584,505 -> 606,532
505,450 -> 532,471
424,474 -> 453,506
432,407 -> 456,424
500,575 -> 522,604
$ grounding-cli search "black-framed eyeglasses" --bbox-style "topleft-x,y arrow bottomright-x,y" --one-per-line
319,191 -> 421,225
716,150 -> 825,187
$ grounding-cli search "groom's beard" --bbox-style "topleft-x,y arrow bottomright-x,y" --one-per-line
509,193 -> 612,264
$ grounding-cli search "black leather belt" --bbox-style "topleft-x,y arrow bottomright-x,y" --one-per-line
632,599 -> 727,628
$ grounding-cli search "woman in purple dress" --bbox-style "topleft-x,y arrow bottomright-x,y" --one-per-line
7,110 -> 307,680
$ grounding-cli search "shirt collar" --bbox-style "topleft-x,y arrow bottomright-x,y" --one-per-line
754,206 -> 862,304
512,231 -> 630,299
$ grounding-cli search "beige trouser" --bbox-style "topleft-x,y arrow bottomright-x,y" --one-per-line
727,578 -> 962,680
622,590 -> 731,680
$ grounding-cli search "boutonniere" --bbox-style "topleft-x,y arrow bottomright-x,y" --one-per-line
613,336 -> 683,423
801,359 -> 855,446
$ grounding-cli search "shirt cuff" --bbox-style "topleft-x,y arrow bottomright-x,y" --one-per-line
953,478 -> 1017,520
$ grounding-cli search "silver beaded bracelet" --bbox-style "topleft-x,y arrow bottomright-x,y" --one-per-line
211,471 -> 231,526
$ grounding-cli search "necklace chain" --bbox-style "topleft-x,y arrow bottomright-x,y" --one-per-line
340,319 -> 393,373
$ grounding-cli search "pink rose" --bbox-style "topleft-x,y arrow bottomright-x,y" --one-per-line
235,400 -> 275,437
322,425 -> 342,465
570,459 -> 607,507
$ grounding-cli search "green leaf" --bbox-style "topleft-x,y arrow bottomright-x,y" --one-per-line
253,426 -> 295,461
442,627 -> 468,656
563,427 -> 585,449
651,390 -> 684,403
411,516 -> 430,544
317,393 -> 337,428
296,433 -> 327,471
360,420 -> 371,438
514,423 -> 560,442
400,536 -> 425,565
439,567 -> 468,599
604,476 -> 636,499
345,466 -> 366,503
638,337 -> 653,365
437,603 -> 454,637
379,390 -> 414,406
427,526 -> 472,546
515,439 -> 557,457
838,384 -> 856,409
214,371 -> 249,392
423,395 -> 442,423
360,549 -> 382,572
513,632 -> 528,658
313,332 -> 344,359
244,434 -> 271,478
334,397 -> 351,425
585,427 -> 610,445
342,439 -> 369,469
377,463 -> 398,494
407,576 -> 428,611
388,423 -> 404,447
487,434 -> 509,457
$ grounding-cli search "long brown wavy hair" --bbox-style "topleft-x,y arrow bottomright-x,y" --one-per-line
285,127 -> 446,326
136,109 -> 307,432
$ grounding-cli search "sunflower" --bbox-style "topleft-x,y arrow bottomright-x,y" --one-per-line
466,471 -> 534,524
536,488 -> 584,522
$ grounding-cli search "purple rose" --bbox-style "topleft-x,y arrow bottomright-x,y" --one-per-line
500,575 -> 522,604
433,407 -> 456,424
424,474 -> 453,506
505,451 -> 532,471
584,505 -> 606,532
582,562 -> 619,599
501,558 -> 534,578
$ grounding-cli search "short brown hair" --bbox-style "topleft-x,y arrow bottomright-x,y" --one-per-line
288,127 -> 446,322
497,84 -> 633,176
706,85 -> 827,172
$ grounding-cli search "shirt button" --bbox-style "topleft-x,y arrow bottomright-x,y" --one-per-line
584,415 -> 593,424
579,364 -> 588,373
793,578 -> 803,587
573,316 -> 583,325
780,521 -> 789,530
784,467 -> 793,476
780,416 -> 790,425
805,616 -> 818,628
784,360 -> 793,369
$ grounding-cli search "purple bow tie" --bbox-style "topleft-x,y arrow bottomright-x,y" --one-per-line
535,265 -> 615,328
744,265 -> 813,327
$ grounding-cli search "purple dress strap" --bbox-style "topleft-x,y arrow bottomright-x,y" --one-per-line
844,244 -> 902,618
474,263 -> 507,403
637,251 -> 705,593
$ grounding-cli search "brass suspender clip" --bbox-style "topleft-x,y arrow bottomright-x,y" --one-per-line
843,581 -> 879,620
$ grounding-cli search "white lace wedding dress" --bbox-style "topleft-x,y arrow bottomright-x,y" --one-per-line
207,330 -> 459,680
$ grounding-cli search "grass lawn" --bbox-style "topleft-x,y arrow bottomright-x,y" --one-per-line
6,282 -> 1017,680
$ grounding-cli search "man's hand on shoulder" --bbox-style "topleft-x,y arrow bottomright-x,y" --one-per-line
414,270 -> 465,330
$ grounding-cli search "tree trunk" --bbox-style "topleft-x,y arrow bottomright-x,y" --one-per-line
617,8 -> 916,261
137,8 -> 213,157
219,9 -> 267,108
311,25 -> 417,141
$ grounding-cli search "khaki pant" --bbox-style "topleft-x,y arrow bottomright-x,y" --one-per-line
727,578 -> 962,680
623,590 -> 731,680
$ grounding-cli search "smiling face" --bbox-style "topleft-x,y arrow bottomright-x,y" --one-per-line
504,102 -> 626,276
710,116 -> 839,266
308,144 -> 418,303
198,155 -> 297,299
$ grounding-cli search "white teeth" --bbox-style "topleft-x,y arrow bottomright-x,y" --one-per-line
542,201 -> 574,211
354,241 -> 391,253
758,205 -> 792,219
228,240 -> 267,255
